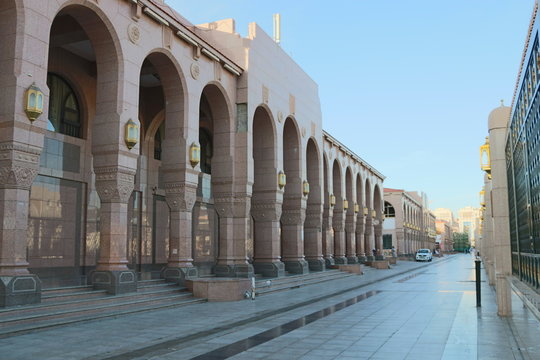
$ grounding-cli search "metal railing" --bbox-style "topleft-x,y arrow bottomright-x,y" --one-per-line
513,252 -> 540,290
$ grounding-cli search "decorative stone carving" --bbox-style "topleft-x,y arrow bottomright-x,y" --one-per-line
164,182 -> 197,212
251,202 -> 282,222
305,211 -> 322,229
190,62 -> 200,79
214,193 -> 251,218
0,143 -> 41,190
280,208 -> 306,225
128,23 -> 140,44
94,166 -> 136,203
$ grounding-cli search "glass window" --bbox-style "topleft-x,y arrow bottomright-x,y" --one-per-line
384,201 -> 395,218
154,122 -> 164,160
47,73 -> 82,138
199,128 -> 213,175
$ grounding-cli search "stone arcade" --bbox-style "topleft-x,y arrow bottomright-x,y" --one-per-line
0,0 -> 384,306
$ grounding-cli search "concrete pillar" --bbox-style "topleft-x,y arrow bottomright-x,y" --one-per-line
304,203 -> 325,271
345,211 -> 358,263
374,224 -> 385,260
322,204 -> 335,266
483,178 -> 495,286
213,193 -> 254,278
364,217 -> 375,261
333,204 -> 347,264
281,203 -> 309,274
356,216 -> 366,263
488,105 -> 512,317
252,200 -> 285,277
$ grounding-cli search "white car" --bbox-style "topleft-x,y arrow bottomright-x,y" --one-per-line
415,249 -> 433,262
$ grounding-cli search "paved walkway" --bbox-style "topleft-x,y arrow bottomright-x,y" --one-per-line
1,255 -> 539,359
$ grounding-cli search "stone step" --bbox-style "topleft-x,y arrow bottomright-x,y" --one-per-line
41,285 -> 94,296
41,289 -> 109,303
255,270 -> 356,296
0,295 -> 205,338
255,269 -> 343,286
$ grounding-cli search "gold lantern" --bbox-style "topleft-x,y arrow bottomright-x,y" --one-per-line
363,207 -> 368,216
24,83 -> 44,122
302,180 -> 310,196
278,171 -> 286,189
329,194 -> 336,206
371,210 -> 376,218
189,142 -> 200,167
124,119 -> 139,150
479,188 -> 486,207
354,202 -> 360,213
343,199 -> 349,211
480,137 -> 491,179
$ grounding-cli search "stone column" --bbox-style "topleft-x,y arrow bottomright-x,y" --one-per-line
374,223 -> 385,260
0,144 -> 42,306
488,105 -> 512,317
364,217 -> 374,261
304,203 -> 325,271
322,203 -> 335,266
345,211 -> 358,263
160,182 -> 198,284
213,193 -> 254,278
333,204 -> 347,264
356,216 -> 366,263
280,203 -> 309,274
483,179 -> 495,286
90,166 -> 137,294
252,201 -> 285,277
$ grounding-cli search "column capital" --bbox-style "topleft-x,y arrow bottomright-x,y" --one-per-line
281,208 -> 306,225
94,166 -> 136,203
0,142 -> 41,190
251,201 -> 282,221
164,181 -> 197,212
214,192 -> 251,218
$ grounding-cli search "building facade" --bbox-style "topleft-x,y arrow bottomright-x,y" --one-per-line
0,0 -> 385,306
383,188 -> 436,256
435,219 -> 453,253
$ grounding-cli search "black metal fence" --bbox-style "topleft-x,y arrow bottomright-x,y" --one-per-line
513,252 -> 540,290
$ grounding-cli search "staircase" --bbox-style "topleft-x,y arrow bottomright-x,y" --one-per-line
254,269 -> 357,296
0,279 -> 205,338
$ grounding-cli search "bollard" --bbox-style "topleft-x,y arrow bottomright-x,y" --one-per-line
475,258 -> 481,307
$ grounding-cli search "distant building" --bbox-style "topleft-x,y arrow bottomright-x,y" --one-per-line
457,206 -> 481,247
383,188 -> 436,256
435,220 -> 453,252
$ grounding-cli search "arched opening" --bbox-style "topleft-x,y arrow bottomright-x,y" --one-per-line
304,139 -> 324,271
28,5 -> 120,287
355,174 -> 365,261
364,179 -> 373,259
322,155 -> 333,266
332,160 -> 346,264
251,106 -> 283,277
281,117 -> 307,274
345,168 -> 357,263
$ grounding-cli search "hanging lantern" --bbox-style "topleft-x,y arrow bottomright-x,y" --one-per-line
354,202 -> 360,213
479,189 -> 486,207
278,171 -> 286,189
382,214 -> 386,220
302,180 -> 310,196
329,194 -> 336,206
363,207 -> 368,216
343,199 -> 349,211
24,83 -> 44,122
480,137 -> 491,179
371,210 -> 376,218
189,142 -> 200,167
124,119 -> 139,150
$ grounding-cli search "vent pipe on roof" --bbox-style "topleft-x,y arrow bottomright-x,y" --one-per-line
273,13 -> 281,44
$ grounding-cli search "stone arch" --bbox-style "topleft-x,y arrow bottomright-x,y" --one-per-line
373,184 -> 382,218
304,138 -> 324,271
332,159 -> 346,264
306,138 -> 322,204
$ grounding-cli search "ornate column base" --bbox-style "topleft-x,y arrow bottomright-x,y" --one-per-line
0,275 -> 41,307
213,264 -> 254,278
357,255 -> 367,264
161,267 -> 198,285
90,270 -> 137,295
307,258 -> 325,272
375,254 -> 385,260
253,261 -> 285,278
366,255 -> 375,262
284,259 -> 309,274
347,256 -> 359,264
334,256 -> 348,265
324,257 -> 335,267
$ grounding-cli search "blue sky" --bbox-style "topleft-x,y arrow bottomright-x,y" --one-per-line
168,0 -> 533,215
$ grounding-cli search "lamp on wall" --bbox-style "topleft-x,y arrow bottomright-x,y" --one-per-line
371,210 -> 376,218
302,180 -> 310,196
480,137 -> 491,179
124,119 -> 139,150
24,83 -> 44,122
354,202 -> 360,213
343,199 -> 349,211
479,188 -> 486,207
189,142 -> 201,167
329,194 -> 336,207
278,171 -> 286,189
363,207 -> 368,216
